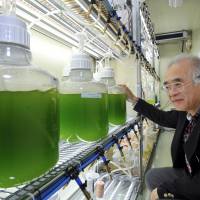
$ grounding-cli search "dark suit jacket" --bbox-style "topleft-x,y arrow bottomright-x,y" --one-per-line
134,99 -> 200,200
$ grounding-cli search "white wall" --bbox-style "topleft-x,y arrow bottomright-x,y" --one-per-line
158,42 -> 183,109
146,0 -> 200,110
192,28 -> 200,56
30,30 -> 72,79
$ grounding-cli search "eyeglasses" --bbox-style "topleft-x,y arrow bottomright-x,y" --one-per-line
162,81 -> 192,93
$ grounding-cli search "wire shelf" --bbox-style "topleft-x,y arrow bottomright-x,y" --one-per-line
0,118 -> 139,200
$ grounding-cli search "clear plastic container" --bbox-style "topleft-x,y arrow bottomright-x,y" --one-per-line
0,14 -> 59,187
100,67 -> 126,125
59,52 -> 108,142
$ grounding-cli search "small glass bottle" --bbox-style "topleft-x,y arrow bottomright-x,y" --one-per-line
95,180 -> 105,200
100,67 -> 126,125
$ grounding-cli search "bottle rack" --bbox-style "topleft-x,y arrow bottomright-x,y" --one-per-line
0,118 -> 143,200
0,0 -> 161,199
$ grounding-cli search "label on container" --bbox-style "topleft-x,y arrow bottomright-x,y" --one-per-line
81,92 -> 102,99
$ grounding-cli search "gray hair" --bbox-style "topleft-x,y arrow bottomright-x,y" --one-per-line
168,54 -> 200,83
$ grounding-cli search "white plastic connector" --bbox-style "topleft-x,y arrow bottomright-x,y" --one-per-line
100,67 -> 114,78
62,67 -> 70,77
76,32 -> 88,52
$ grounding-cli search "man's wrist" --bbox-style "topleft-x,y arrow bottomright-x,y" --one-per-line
131,97 -> 139,108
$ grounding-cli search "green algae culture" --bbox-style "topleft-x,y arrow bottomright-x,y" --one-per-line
0,89 -> 59,187
59,93 -> 108,142
108,94 -> 126,125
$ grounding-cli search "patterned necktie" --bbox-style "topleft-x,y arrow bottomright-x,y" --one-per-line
183,112 -> 200,174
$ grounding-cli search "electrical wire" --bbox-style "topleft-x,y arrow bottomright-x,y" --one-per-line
99,159 -> 139,181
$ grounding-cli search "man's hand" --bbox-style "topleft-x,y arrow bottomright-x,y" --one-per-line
119,85 -> 138,104
151,188 -> 159,200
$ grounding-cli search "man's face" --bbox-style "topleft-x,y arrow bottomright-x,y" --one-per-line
164,59 -> 200,113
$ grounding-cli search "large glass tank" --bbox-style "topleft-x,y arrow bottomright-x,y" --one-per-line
59,52 -> 108,142
100,67 -> 126,125
0,14 -> 59,187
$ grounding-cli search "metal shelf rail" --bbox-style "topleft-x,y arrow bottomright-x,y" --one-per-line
0,118 -> 140,200
15,0 -> 132,58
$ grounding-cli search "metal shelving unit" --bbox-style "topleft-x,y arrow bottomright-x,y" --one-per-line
0,1 -> 161,199
10,0 -> 160,79
0,118 -> 141,200
14,0 -> 132,59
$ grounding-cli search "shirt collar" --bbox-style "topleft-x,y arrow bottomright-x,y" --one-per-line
187,107 -> 200,121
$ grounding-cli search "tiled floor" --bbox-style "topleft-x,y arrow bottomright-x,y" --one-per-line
138,130 -> 174,200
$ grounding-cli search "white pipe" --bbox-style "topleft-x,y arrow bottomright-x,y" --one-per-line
124,182 -> 135,200
99,164 -> 137,181
108,181 -> 122,200
109,161 -> 131,176
104,180 -> 116,195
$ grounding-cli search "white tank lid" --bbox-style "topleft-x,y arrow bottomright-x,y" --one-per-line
70,52 -> 92,70
0,14 -> 30,48
100,67 -> 114,78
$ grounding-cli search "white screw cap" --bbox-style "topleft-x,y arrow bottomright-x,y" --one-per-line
0,14 -> 30,48
70,52 -> 92,70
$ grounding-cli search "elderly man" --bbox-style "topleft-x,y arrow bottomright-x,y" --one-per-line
122,55 -> 200,200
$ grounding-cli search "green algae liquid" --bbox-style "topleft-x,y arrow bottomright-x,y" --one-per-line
146,99 -> 155,105
108,94 -> 126,125
0,89 -> 59,188
59,93 -> 108,142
